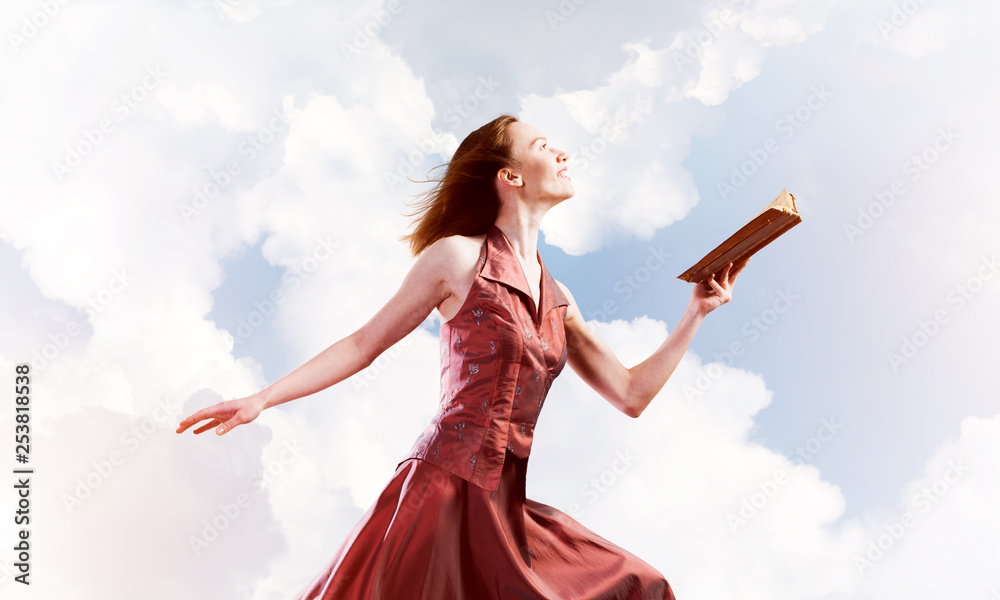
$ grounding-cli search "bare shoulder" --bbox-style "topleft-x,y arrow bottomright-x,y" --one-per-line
554,279 -> 579,307
420,233 -> 486,275
554,279 -> 584,325
424,233 -> 488,321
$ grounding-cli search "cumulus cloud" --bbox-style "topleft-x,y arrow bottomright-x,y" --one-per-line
531,317 -> 1000,600
1,0 -> 998,599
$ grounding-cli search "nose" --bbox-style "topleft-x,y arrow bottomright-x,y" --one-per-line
556,148 -> 568,162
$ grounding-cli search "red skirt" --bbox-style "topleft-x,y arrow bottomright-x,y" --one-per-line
292,449 -> 675,599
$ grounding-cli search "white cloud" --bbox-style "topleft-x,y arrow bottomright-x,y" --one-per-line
1,0 -> 998,598
530,317 -> 1000,599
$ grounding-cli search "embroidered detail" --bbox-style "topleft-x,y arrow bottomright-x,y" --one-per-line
479,256 -> 486,265
490,340 -> 496,356
469,363 -> 479,376
481,398 -> 488,414
455,420 -> 466,440
525,326 -> 532,340
541,339 -> 548,351
506,441 -> 514,453
433,444 -> 440,459
470,453 -> 477,469
455,333 -> 462,349
521,422 -> 527,435
472,307 -> 483,326
514,384 -> 521,408
535,366 -> 541,381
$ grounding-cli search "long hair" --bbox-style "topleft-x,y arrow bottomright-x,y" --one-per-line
400,114 -> 521,257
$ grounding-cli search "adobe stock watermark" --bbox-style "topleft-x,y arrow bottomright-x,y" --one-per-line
61,397 -> 184,514
786,417 -> 843,466
683,288 -> 799,404
877,0 -> 932,39
189,438 -> 307,556
179,107 -> 290,223
30,268 -> 134,372
340,0 -> 408,60
853,457 -> 971,574
350,331 -> 419,396
584,244 -> 671,321
384,76 -> 500,191
8,0 -> 71,54
51,64 -> 168,182
231,237 -> 339,345
566,448 -> 638,519
843,126 -> 958,243
887,253 -> 998,371
671,3 -> 749,72
717,85 -> 833,202
544,0 -> 589,31
728,416 -> 843,534
727,469 -> 788,534
569,96 -> 654,177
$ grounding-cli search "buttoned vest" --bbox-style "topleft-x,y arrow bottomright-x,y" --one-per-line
396,225 -> 570,491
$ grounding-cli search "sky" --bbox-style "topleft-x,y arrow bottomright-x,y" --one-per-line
0,0 -> 998,599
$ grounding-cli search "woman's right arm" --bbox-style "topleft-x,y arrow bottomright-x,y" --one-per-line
176,237 -> 461,436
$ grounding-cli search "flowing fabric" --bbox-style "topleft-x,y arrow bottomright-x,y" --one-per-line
292,226 -> 676,599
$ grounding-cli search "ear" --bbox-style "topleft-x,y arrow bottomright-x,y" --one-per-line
496,167 -> 523,188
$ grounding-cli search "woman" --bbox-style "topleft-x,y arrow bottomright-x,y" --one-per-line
177,114 -> 745,599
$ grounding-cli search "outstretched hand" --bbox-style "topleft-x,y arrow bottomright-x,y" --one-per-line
175,393 -> 267,436
689,260 -> 748,316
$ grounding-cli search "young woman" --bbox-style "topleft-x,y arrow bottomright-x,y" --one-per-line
177,114 -> 745,599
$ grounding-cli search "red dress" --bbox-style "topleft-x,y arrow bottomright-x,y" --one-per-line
292,225 -> 676,599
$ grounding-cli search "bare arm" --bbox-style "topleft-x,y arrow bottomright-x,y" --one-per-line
177,237 -> 464,435
558,261 -> 745,418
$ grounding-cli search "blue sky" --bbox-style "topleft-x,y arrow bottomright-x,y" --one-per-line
1,0 -> 998,598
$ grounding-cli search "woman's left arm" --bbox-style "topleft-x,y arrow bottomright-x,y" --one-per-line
557,260 -> 746,418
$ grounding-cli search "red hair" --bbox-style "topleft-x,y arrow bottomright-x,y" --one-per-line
400,114 -> 521,257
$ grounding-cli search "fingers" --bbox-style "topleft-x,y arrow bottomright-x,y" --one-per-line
707,274 -> 726,297
176,410 -> 216,434
213,418 -> 241,436
192,419 -> 222,435
175,401 -> 232,434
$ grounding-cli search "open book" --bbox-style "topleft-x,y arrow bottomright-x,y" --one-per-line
677,189 -> 802,283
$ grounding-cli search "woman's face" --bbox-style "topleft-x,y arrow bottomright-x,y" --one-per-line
502,121 -> 574,203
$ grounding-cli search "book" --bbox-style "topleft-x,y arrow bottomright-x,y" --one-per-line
677,189 -> 802,283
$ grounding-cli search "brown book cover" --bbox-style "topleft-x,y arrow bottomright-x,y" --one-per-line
677,189 -> 802,283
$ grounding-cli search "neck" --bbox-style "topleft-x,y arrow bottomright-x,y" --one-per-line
494,196 -> 549,264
